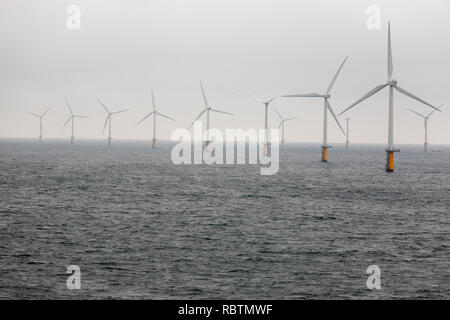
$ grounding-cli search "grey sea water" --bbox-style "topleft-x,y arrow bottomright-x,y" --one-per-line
0,139 -> 449,299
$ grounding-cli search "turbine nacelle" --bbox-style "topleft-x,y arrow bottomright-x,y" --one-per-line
388,79 -> 398,86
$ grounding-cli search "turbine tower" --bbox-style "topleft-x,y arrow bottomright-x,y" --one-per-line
26,107 -> 52,142
282,57 -> 347,162
345,118 -> 350,150
189,81 -> 233,149
274,107 -> 299,147
339,22 -> 440,172
407,105 -> 442,152
238,87 -> 288,156
63,99 -> 89,144
136,87 -> 176,149
97,97 -> 130,146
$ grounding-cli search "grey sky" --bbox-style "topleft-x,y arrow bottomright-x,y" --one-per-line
0,0 -> 449,144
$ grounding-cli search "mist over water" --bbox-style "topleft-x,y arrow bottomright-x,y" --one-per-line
0,139 -> 449,299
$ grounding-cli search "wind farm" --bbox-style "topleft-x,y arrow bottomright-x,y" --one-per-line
2,0 -> 450,302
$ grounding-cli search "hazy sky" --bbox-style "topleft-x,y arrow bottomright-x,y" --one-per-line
1,0 -> 449,144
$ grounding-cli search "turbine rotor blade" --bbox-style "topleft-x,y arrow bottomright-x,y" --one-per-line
62,116 -> 72,128
407,109 -> 426,119
274,107 -> 283,120
326,100 -> 345,135
210,108 -> 233,115
156,112 -> 176,122
284,117 -> 299,121
65,99 -> 73,115
278,121 -> 283,129
27,111 -> 40,118
266,95 -> 280,104
74,115 -> 89,118
338,84 -> 388,116
394,85 -> 440,112
151,87 -> 156,111
282,93 -> 323,98
41,107 -> 52,117
388,21 -> 393,80
199,81 -> 208,106
96,97 -> 110,113
427,105 -> 443,118
188,109 -> 207,129
103,115 -> 110,132
237,89 -> 265,104
326,56 -> 348,94
135,112 -> 154,127
112,109 -> 131,115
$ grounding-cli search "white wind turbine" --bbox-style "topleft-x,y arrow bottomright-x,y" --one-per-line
345,118 -> 350,150
407,105 -> 442,152
96,97 -> 130,146
339,22 -> 440,172
26,107 -> 52,142
135,87 -> 176,149
282,57 -> 347,162
188,81 -> 233,149
62,99 -> 89,144
238,87 -> 289,155
274,107 -> 299,147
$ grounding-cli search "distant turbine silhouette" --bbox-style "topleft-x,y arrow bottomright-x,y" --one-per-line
273,107 -> 299,147
136,87 -> 176,149
407,105 -> 443,152
189,81 -> 233,150
62,99 -> 89,144
26,107 -> 52,142
97,97 -> 130,146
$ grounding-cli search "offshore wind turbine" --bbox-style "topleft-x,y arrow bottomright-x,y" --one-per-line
62,99 -> 89,144
274,107 -> 299,147
135,87 -> 176,149
339,22 -> 440,172
345,118 -> 350,149
188,81 -> 233,149
282,57 -> 347,162
238,87 -> 288,155
407,105 -> 442,152
26,107 -> 52,142
96,97 -> 130,146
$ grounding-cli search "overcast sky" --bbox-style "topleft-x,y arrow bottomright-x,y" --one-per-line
0,0 -> 449,144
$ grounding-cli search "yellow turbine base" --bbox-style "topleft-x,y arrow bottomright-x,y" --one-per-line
108,137 -> 112,146
71,136 -> 74,144
152,139 -> 157,149
424,143 -> 428,152
322,147 -> 328,162
386,151 -> 394,172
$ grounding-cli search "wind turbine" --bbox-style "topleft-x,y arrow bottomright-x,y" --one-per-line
188,81 -> 233,149
238,87 -> 288,156
135,87 -> 176,149
274,107 -> 299,147
407,105 -> 442,152
96,97 -> 130,146
345,118 -> 350,150
282,57 -> 347,162
339,22 -> 440,172
26,107 -> 52,142
62,99 -> 89,144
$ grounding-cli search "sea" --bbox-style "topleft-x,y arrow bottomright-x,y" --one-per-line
0,139 -> 449,299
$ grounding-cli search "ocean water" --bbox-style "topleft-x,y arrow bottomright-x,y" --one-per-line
0,139 -> 449,299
